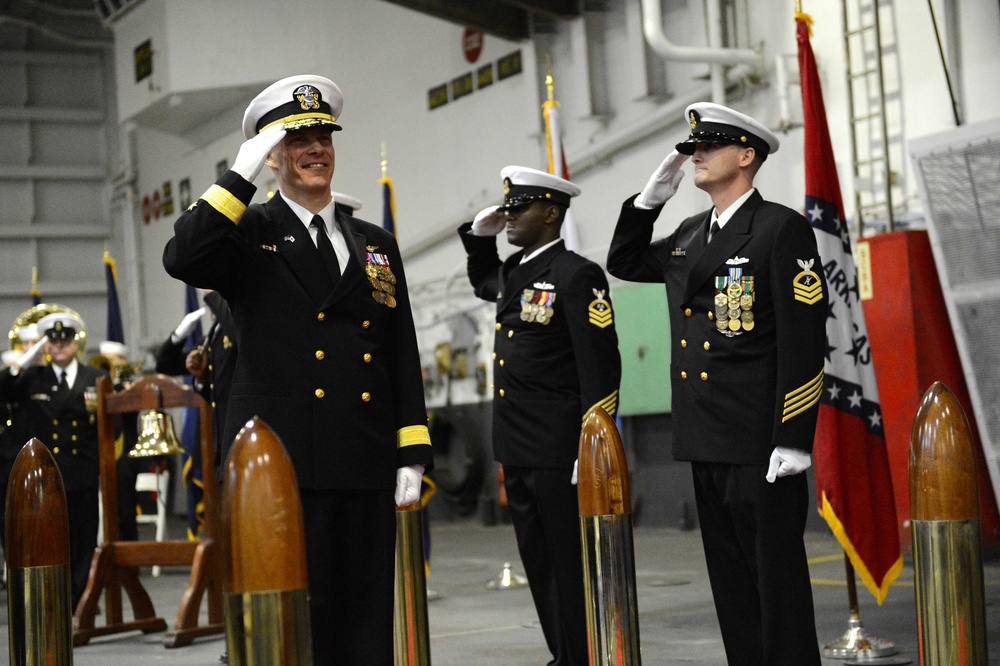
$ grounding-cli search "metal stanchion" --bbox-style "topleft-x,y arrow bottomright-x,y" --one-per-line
222,417 -> 312,666
5,438 -> 73,666
578,407 -> 640,665
910,382 -> 988,665
393,501 -> 431,665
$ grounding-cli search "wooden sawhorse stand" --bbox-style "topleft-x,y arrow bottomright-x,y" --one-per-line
73,373 -> 224,647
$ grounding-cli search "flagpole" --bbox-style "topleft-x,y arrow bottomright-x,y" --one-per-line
821,554 -> 896,659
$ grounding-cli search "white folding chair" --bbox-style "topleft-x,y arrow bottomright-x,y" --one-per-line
134,469 -> 170,577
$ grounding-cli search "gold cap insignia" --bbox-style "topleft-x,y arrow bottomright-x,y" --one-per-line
293,85 -> 322,111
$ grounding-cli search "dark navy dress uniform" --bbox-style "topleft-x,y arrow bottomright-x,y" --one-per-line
163,169 -> 432,664
458,167 -> 620,666
0,360 -> 106,607
608,189 -> 827,665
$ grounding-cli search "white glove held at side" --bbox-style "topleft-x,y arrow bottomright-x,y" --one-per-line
171,307 -> 208,344
634,150 -> 689,209
765,447 -> 812,483
10,335 -> 49,375
395,464 -> 425,507
571,459 -> 578,485
231,125 -> 287,182
469,205 -> 506,237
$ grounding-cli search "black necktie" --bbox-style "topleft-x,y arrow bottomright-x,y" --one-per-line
311,215 -> 341,282
57,370 -> 69,392
708,220 -> 721,243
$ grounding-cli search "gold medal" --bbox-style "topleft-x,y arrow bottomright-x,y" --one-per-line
716,318 -> 728,331
727,282 -> 743,297
741,311 -> 754,324
714,293 -> 728,307
740,293 -> 753,309
743,320 -> 755,331
386,294 -> 396,308
372,290 -> 386,305
520,311 -> 530,321
728,318 -> 741,332
728,308 -> 741,320
544,306 -> 554,318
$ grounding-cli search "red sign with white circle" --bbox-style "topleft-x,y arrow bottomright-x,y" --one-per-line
463,28 -> 483,64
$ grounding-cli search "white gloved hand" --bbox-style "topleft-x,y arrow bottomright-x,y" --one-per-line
231,125 -> 287,182
765,447 -> 812,483
469,205 -> 506,237
634,150 -> 689,209
171,307 -> 208,344
571,459 -> 578,485
395,464 -> 425,507
9,335 -> 49,375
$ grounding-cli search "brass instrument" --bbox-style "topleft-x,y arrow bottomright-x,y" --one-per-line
8,302 -> 88,359
87,352 -> 145,386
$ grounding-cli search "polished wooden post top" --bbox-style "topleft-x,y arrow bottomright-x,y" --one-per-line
222,417 -> 308,594
578,407 -> 632,517
909,381 -> 980,521
4,437 -> 70,569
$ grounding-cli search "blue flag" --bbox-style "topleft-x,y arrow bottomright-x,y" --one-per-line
103,251 -> 125,343
381,174 -> 397,238
180,284 -> 206,539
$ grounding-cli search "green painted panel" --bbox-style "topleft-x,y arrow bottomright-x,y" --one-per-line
611,283 -> 671,416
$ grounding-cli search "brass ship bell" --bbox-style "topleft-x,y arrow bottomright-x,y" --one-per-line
130,385 -> 185,458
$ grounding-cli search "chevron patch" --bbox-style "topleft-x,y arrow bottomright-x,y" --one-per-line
793,258 -> 823,305
584,390 -> 620,423
782,369 -> 824,422
589,289 -> 614,328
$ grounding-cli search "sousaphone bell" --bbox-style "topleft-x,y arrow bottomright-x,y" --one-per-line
129,385 -> 185,458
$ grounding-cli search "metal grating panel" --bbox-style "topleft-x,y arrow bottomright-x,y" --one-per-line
912,117 -> 1000,513
916,143 -> 1000,289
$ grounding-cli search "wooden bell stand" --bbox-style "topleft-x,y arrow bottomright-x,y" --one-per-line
73,373 -> 224,647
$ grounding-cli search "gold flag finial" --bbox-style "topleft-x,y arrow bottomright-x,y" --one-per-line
545,55 -> 555,103
380,140 -> 389,179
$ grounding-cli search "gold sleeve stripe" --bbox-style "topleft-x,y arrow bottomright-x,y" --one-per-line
583,390 -> 620,424
782,369 -> 824,422
202,184 -> 247,224
397,425 -> 431,448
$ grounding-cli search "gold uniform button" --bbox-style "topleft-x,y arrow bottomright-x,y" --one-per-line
52,433 -> 59,440
362,320 -> 371,329
72,420 -> 78,427
681,339 -> 688,348
684,308 -> 692,317
315,350 -> 325,360
315,389 -> 325,399
72,448 -> 78,455
680,371 -> 688,380
317,312 -> 326,322
701,372 -> 709,381
363,353 -> 372,363
53,419 -> 59,426
495,322 -> 502,331
708,311 -> 715,321
53,446 -> 60,454
208,364 -> 214,371
703,341 -> 711,351
212,401 -> 217,408
362,392 -> 371,402
491,352 -> 497,360
71,435 -> 77,442
490,383 -> 495,390
507,330 -> 514,339
499,359 -> 505,367
499,389 -> 505,397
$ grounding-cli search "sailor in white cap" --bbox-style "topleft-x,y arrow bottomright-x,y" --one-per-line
607,102 -> 826,664
459,166 -> 621,666
331,191 -> 362,216
163,74 -> 431,664
0,308 -> 107,609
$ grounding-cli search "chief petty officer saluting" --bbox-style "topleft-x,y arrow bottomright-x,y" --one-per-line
163,74 -> 432,664
459,167 -> 621,666
0,312 -> 107,610
607,103 -> 827,665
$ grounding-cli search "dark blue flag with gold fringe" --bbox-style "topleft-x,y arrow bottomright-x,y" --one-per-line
179,285 -> 206,539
